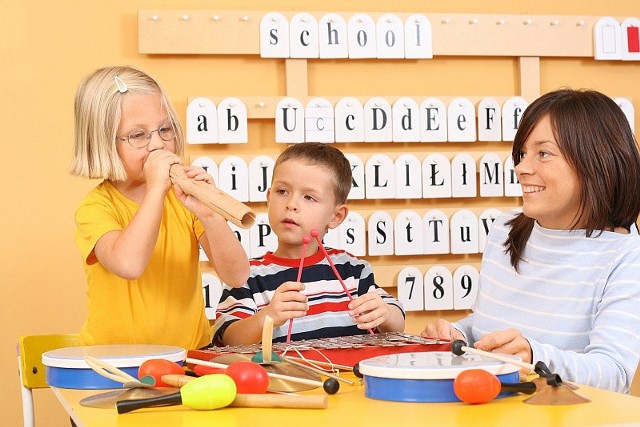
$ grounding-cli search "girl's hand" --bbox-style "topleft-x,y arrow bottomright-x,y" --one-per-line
348,292 -> 390,330
474,329 -> 533,371
420,319 -> 465,342
264,281 -> 308,326
173,165 -> 218,218
144,150 -> 182,194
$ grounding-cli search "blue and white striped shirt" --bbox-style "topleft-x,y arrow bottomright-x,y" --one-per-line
454,210 -> 640,393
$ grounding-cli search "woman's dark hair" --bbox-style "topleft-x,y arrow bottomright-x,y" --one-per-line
506,89 -> 640,270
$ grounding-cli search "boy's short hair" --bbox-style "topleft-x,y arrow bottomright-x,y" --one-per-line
70,65 -> 184,181
274,142 -> 352,204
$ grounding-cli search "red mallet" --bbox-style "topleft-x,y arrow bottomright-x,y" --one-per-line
310,228 -> 374,336
286,235 -> 311,343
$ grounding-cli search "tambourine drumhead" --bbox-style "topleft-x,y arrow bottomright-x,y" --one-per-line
42,344 -> 185,389
358,351 -> 520,379
358,352 -> 521,403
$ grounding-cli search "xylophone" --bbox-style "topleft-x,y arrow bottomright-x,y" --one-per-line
188,332 -> 450,368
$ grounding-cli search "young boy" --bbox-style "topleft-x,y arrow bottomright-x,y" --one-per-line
214,142 -> 405,345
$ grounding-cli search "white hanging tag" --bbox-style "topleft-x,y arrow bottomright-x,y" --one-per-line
376,14 -> 404,58
335,97 -> 365,142
323,227 -> 340,249
451,153 -> 477,198
621,18 -> 640,61
504,155 -> 522,197
397,266 -> 425,311
346,154 -> 365,200
365,154 -> 395,199
392,97 -> 420,142
394,210 -> 424,255
447,97 -> 476,142
228,222 -> 251,259
275,98 -> 305,143
348,13 -> 377,58
319,13 -> 348,58
260,12 -> 290,58
423,209 -> 450,255
479,152 -> 504,197
478,208 -> 503,253
477,97 -> 502,141
422,153 -> 452,198
190,156 -> 219,185
201,273 -> 223,319
217,97 -> 248,144
186,97 -> 218,144
594,17 -> 622,60
367,210 -> 394,255
615,97 -> 635,132
305,97 -> 334,143
218,156 -> 249,202
338,211 -> 367,256
420,97 -> 447,142
450,209 -> 479,254
502,97 -> 528,141
395,154 -> 422,199
404,14 -> 433,59
248,155 -> 274,202
290,12 -> 319,58
453,265 -> 479,310
424,266 -> 454,310
249,213 -> 277,258
364,97 -> 392,142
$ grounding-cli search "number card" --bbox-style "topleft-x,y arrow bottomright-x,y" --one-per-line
453,265 -> 479,310
397,266 -> 424,311
424,266 -> 453,310
202,273 -> 223,319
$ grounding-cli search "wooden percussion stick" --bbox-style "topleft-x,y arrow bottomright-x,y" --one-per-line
185,358 -> 326,389
160,375 -> 328,409
169,164 -> 255,229
451,341 -> 535,372
286,235 -> 310,343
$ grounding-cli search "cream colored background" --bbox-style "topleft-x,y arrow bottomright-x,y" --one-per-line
3,1 -> 640,425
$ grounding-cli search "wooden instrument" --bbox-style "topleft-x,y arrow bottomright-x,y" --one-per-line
169,164 -> 255,229
188,332 -> 449,368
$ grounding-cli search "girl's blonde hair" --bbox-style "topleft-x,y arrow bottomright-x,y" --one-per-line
70,65 -> 184,181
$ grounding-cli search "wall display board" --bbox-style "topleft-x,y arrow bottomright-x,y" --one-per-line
138,10 -> 637,315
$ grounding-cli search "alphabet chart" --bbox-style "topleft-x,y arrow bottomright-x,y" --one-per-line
138,10 -> 637,314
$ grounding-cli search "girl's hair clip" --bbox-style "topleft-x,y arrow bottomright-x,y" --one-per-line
114,75 -> 128,93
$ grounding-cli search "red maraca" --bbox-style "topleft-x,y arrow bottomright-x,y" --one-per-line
138,359 -> 185,387
453,369 -> 537,404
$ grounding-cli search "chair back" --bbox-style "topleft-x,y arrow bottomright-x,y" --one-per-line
19,334 -> 79,389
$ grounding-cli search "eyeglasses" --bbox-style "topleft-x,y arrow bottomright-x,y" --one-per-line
116,123 -> 176,148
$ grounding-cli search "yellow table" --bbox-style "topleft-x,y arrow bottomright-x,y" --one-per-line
53,379 -> 640,427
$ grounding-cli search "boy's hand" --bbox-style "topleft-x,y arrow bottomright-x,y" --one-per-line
265,281 -> 308,326
348,292 -> 390,330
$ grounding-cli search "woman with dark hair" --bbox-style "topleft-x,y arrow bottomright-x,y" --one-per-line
422,89 -> 640,393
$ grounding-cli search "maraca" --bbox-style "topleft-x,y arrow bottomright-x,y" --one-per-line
453,369 -> 536,404
117,374 -> 236,413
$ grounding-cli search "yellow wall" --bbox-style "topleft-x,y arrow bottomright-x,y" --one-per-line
3,1 -> 639,425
